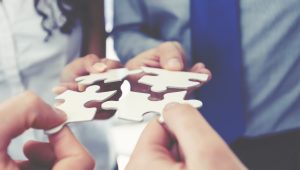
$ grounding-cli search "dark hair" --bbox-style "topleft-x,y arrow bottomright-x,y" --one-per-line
34,0 -> 82,41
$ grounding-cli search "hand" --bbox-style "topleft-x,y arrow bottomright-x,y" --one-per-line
54,54 -> 122,93
125,41 -> 212,80
126,41 -> 185,71
0,92 -> 94,170
127,103 -> 247,170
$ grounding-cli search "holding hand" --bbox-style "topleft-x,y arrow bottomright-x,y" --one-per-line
125,41 -> 212,80
0,92 -> 94,170
127,103 -> 247,170
53,54 -> 121,93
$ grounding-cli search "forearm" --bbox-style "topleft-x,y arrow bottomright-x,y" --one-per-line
81,0 -> 106,58
113,30 -> 163,64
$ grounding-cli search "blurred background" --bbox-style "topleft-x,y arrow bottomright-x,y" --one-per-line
104,0 -> 145,169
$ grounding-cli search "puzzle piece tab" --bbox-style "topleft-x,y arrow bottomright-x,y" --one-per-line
46,85 -> 117,134
138,67 -> 209,93
75,68 -> 142,85
102,90 -> 202,122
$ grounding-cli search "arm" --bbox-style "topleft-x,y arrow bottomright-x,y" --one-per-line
112,0 -> 163,64
81,0 -> 106,57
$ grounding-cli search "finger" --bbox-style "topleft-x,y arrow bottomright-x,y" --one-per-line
49,127 -> 95,170
52,83 -> 79,95
127,119 -> 183,170
0,92 -> 66,152
88,58 -> 121,74
83,54 -> 103,73
143,59 -> 161,68
163,103 -> 245,170
125,48 -> 157,70
190,63 -> 212,81
61,54 -> 101,82
157,42 -> 185,71
23,141 -> 55,166
98,58 -> 122,71
18,161 -> 50,170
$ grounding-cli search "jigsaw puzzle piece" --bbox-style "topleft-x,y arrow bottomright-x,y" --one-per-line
46,85 -> 117,134
102,84 -> 202,122
139,67 -> 209,93
102,91 -> 152,121
75,68 -> 142,85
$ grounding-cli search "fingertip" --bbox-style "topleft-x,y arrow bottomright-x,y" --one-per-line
164,58 -> 184,71
163,103 -> 200,125
53,108 -> 68,121
163,102 -> 194,114
163,102 -> 181,112
38,108 -> 67,130
52,86 -> 67,95
78,84 -> 87,92
92,62 -> 108,72
101,59 -> 122,69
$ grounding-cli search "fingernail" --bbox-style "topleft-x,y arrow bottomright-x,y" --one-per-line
53,108 -> 67,120
52,86 -> 67,94
167,58 -> 182,70
78,84 -> 86,92
164,102 -> 180,111
93,63 -> 107,72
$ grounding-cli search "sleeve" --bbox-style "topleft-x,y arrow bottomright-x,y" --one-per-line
112,0 -> 163,64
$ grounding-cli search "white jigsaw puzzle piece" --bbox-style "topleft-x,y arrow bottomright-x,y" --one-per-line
46,85 -> 117,134
102,88 -> 202,122
75,68 -> 142,85
138,67 -> 209,92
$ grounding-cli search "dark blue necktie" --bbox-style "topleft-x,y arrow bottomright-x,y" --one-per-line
191,0 -> 246,143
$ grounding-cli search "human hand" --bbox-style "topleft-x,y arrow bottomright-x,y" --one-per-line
125,41 -> 212,80
54,54 -> 121,93
127,103 -> 247,170
0,92 -> 94,170
126,41 -> 185,71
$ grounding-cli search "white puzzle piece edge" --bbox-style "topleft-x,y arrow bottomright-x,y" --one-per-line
46,85 -> 117,134
138,67 -> 209,93
75,68 -> 142,85
102,82 -> 202,122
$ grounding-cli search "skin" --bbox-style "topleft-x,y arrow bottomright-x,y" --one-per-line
0,92 -> 94,170
127,103 -> 248,170
53,54 -> 121,93
81,0 -> 107,58
125,41 -> 212,80
0,53 -> 120,170
0,47 -> 246,169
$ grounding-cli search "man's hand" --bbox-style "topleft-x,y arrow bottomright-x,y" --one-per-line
127,103 -> 247,170
126,41 -> 185,71
0,92 -> 94,170
125,41 -> 212,80
53,54 -> 121,93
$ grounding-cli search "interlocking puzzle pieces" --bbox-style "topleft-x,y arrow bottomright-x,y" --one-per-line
46,85 -> 116,134
102,89 -> 202,122
75,68 -> 142,85
138,67 -> 209,93
47,67 -> 208,133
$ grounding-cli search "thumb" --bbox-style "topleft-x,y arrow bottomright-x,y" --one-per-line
157,42 -> 185,71
127,118 -> 183,170
162,103 -> 247,170
0,92 -> 66,151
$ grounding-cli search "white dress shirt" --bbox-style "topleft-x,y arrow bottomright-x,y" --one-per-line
0,1 -> 114,169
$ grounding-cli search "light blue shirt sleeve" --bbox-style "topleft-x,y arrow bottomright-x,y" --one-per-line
113,0 -> 163,64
